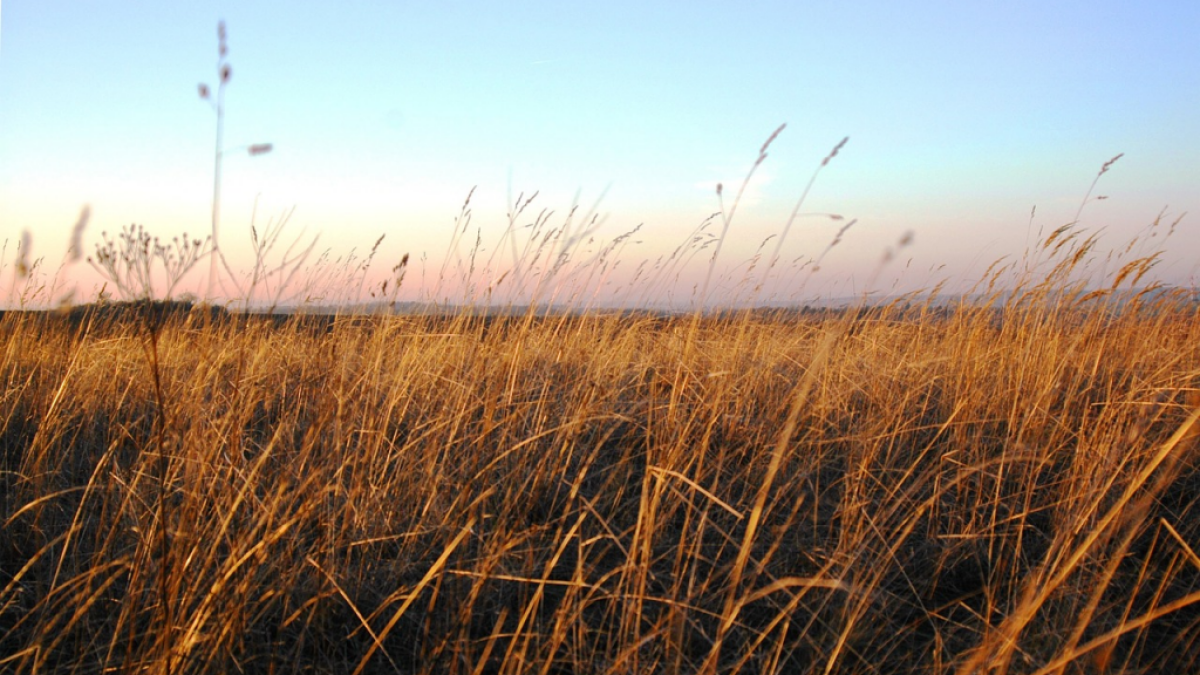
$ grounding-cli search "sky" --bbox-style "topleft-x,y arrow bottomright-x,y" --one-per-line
1,0 -> 1197,309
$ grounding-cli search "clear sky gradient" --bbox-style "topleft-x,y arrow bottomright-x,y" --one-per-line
2,0 -> 1197,308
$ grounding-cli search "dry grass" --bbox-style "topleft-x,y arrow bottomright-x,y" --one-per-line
4,91 -> 1198,670
2,287 -> 1199,674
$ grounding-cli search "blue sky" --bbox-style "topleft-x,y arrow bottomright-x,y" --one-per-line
2,0 -> 1197,307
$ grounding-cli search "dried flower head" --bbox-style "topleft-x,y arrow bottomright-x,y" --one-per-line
1099,152 -> 1124,176
830,219 -> 856,247
759,123 -> 786,157
822,136 -> 849,167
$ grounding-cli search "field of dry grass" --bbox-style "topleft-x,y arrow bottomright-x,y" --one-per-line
2,287 -> 1199,674
3,114 -> 1197,672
